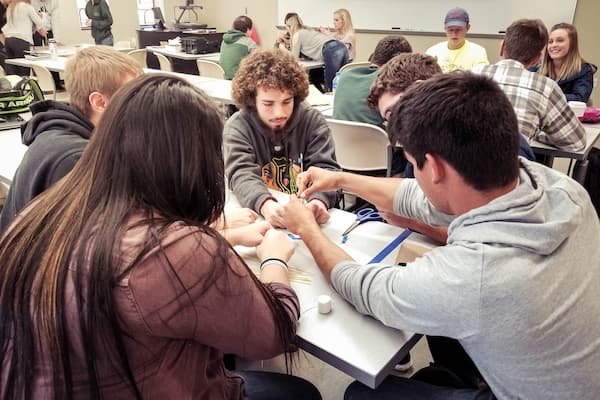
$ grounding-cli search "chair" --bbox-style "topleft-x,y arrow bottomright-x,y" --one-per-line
338,61 -> 371,73
30,65 -> 56,100
327,119 -> 393,176
127,49 -> 147,68
327,119 -> 394,209
196,59 -> 225,79
154,53 -> 172,72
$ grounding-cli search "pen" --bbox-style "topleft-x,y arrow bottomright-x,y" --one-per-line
299,152 -> 303,172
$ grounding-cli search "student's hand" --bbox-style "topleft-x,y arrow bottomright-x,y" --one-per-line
306,199 -> 330,224
256,229 -> 295,264
281,196 -> 320,236
222,221 -> 272,247
260,199 -> 286,228
223,208 -> 259,229
85,19 -> 92,27
296,167 -> 338,199
37,28 -> 47,37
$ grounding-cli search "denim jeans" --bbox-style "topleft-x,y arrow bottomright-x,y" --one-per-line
344,375 -> 496,400
322,40 -> 349,92
237,370 -> 322,400
96,33 -> 114,46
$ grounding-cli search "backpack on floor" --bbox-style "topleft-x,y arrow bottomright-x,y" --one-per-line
0,75 -> 45,116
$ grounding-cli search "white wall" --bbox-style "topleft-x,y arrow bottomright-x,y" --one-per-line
57,0 -> 140,46
58,0 -> 600,105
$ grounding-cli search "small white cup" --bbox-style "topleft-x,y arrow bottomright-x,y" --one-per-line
568,101 -> 587,118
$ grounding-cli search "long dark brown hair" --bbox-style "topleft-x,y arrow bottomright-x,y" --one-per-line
0,74 -> 296,399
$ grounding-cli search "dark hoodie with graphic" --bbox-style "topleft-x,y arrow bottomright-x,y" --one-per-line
224,102 -> 340,212
0,100 -> 93,232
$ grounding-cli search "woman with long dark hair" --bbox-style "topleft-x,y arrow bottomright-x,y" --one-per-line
0,74 -> 320,399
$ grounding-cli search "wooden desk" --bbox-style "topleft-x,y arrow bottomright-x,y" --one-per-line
530,124 -> 600,184
226,191 -> 434,388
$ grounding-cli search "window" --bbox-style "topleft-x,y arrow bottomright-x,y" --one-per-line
75,1 -> 164,29
138,0 -> 165,27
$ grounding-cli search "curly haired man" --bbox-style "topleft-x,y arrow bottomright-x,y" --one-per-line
224,48 -> 340,228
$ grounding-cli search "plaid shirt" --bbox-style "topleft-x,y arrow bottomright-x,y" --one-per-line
472,60 -> 586,151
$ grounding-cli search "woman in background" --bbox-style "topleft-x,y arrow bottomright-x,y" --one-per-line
319,8 -> 356,61
3,0 -> 46,76
538,22 -> 597,104
286,14 -> 349,91
0,74 -> 321,400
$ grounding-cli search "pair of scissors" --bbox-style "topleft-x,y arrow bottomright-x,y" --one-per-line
342,208 -> 383,236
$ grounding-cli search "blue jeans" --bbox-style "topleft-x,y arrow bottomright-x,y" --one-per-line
237,370 -> 322,400
344,375 -> 496,400
322,40 -> 349,92
96,33 -> 114,46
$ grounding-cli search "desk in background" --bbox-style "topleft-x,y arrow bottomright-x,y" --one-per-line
138,29 -> 224,74
530,124 -> 600,184
227,191 -> 434,388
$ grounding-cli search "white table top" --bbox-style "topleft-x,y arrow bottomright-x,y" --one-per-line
226,192 -> 434,388
146,46 -> 324,70
0,127 -> 27,187
144,68 -> 234,104
530,123 -> 600,160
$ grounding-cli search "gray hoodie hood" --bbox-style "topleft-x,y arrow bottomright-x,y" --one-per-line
449,159 -> 585,256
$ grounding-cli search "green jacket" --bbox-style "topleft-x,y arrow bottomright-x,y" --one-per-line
85,0 -> 112,42
219,29 -> 257,80
332,65 -> 384,128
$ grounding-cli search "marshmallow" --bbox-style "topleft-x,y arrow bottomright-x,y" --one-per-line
317,294 -> 332,314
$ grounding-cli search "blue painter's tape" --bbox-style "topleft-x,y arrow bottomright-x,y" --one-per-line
368,230 -> 412,264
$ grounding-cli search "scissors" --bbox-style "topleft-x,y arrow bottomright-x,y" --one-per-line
342,208 -> 383,236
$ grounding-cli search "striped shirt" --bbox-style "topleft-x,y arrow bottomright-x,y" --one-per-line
472,60 -> 586,151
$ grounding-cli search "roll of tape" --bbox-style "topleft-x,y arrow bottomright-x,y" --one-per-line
317,294 -> 332,314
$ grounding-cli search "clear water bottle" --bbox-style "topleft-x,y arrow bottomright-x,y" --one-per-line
48,38 -> 57,59
332,71 -> 341,93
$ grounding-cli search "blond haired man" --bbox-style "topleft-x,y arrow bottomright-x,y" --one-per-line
0,46 -> 142,231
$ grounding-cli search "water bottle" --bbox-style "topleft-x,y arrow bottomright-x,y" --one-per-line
332,71 -> 341,93
48,38 -> 57,59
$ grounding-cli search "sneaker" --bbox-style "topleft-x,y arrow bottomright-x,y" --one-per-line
393,353 -> 413,372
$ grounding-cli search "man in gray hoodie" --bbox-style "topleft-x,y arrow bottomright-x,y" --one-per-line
224,48 -> 339,229
281,72 -> 600,399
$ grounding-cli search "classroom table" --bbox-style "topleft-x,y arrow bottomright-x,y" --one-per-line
0,127 -> 28,193
226,191 -> 436,388
530,123 -> 600,184
144,68 -> 234,104
146,45 -> 325,71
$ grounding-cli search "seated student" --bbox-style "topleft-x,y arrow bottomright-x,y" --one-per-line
0,74 -> 322,400
0,46 -> 142,232
224,48 -> 339,229
333,35 -> 412,128
472,19 -> 586,152
274,12 -> 298,51
285,14 -> 349,92
426,7 -> 488,73
219,15 -> 259,80
317,8 -> 356,61
535,22 -> 597,104
281,71 -> 600,399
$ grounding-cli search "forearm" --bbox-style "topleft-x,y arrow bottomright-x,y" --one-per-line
298,222 -> 354,282
335,172 -> 402,211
